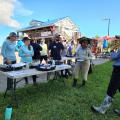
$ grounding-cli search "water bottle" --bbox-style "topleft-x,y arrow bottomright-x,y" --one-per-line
52,60 -> 55,65
25,63 -> 29,69
5,105 -> 13,120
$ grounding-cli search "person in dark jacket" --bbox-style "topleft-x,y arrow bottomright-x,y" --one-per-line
30,40 -> 42,62
48,34 -> 69,77
48,35 -> 64,61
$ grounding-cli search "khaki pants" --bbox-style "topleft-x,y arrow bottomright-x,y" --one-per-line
73,60 -> 90,81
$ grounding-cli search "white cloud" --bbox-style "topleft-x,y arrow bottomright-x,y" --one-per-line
0,0 -> 33,28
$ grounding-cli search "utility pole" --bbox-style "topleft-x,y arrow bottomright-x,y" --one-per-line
103,18 -> 111,36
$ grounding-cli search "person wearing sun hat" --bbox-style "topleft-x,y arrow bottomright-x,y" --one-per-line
72,37 -> 93,87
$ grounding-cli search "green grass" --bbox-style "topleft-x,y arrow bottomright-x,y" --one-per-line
0,61 -> 120,120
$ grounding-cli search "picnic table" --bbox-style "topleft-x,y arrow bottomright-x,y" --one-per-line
61,56 -> 75,62
0,64 -> 71,107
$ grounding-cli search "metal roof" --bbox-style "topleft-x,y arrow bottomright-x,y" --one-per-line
18,16 -> 68,32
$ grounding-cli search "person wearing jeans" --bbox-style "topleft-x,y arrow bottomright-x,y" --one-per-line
91,49 -> 120,116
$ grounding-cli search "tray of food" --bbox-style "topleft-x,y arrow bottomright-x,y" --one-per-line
36,64 -> 56,71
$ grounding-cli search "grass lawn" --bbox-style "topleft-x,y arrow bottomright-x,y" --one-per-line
0,61 -> 120,120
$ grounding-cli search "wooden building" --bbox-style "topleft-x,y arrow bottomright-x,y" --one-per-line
17,17 -> 80,44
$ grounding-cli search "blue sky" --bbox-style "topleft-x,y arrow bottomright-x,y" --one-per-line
0,0 -> 120,46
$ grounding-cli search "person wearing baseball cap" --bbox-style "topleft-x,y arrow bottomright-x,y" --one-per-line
19,37 -> 38,85
1,32 -> 18,64
9,32 -> 18,37
1,32 -> 18,91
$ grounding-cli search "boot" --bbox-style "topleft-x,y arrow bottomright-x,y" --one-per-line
72,78 -> 77,87
32,75 -> 37,85
7,78 -> 13,90
91,95 -> 112,114
82,80 -> 86,86
67,70 -> 72,76
114,109 -> 120,116
25,77 -> 28,84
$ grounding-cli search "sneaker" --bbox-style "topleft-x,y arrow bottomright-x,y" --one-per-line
114,109 -> 120,116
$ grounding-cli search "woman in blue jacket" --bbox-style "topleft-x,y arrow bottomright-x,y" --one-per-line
19,37 -> 37,85
1,32 -> 17,64
1,32 -> 18,91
